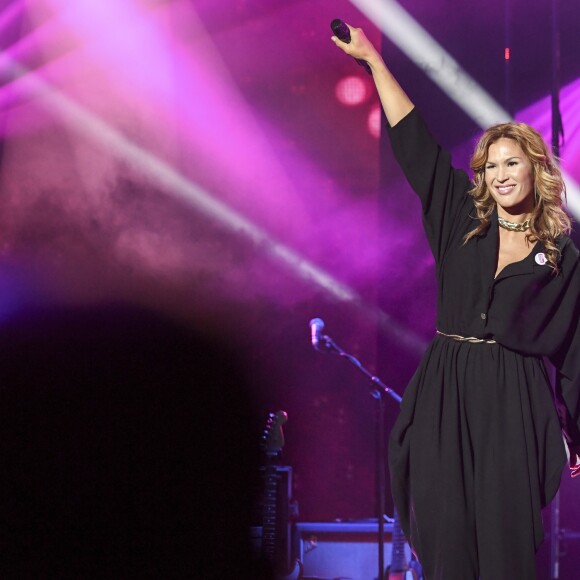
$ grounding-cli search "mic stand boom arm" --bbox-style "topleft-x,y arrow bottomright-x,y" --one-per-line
317,333 -> 402,404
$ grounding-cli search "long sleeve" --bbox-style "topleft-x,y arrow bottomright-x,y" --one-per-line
387,108 -> 473,266
550,239 -> 580,448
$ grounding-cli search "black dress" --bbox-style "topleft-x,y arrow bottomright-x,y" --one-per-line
386,108 -> 580,580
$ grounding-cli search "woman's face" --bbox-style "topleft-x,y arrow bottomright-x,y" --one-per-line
484,137 -> 535,218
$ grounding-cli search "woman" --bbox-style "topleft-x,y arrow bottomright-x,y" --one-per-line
332,24 -> 580,580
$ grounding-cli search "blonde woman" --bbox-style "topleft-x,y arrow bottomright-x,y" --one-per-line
333,24 -> 580,580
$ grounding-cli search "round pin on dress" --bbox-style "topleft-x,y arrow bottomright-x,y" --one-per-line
535,253 -> 547,265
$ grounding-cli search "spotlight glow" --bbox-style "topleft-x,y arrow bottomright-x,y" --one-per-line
335,75 -> 369,106
0,48 -> 426,352
367,103 -> 381,139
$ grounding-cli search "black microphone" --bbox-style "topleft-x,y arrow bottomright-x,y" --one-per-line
309,318 -> 325,349
330,19 -> 372,75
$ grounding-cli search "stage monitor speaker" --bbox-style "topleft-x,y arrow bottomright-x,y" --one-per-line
296,521 -> 411,580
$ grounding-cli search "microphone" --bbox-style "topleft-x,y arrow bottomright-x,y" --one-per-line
309,318 -> 325,349
330,19 -> 372,75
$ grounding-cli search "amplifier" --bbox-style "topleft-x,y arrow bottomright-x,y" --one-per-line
251,466 -> 297,575
296,521 -> 411,580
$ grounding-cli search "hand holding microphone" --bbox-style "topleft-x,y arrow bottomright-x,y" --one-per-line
330,19 -> 373,75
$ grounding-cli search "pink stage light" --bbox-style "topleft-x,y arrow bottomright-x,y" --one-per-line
367,103 -> 381,139
0,1 -> 25,32
335,75 -> 370,106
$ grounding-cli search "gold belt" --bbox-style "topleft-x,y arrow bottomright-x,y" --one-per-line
436,330 -> 497,344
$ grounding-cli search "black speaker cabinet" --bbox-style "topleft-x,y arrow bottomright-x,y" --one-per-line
296,521 -> 410,580
252,466 -> 296,575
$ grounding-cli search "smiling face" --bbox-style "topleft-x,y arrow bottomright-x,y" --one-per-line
484,138 -> 535,219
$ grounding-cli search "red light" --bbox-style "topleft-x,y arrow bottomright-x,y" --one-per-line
504,47 -> 510,61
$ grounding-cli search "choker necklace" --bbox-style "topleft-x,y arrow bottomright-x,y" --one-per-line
498,216 -> 530,232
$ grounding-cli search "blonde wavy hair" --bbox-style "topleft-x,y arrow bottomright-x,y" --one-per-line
465,121 -> 571,272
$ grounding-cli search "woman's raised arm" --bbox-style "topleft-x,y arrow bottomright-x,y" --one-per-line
331,23 -> 414,127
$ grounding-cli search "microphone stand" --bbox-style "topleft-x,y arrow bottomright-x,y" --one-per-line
314,330 -> 402,580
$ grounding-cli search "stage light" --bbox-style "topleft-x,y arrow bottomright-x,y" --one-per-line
335,75 -> 369,106
367,103 -> 381,139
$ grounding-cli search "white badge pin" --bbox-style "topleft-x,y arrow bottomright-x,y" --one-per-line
535,253 -> 547,266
